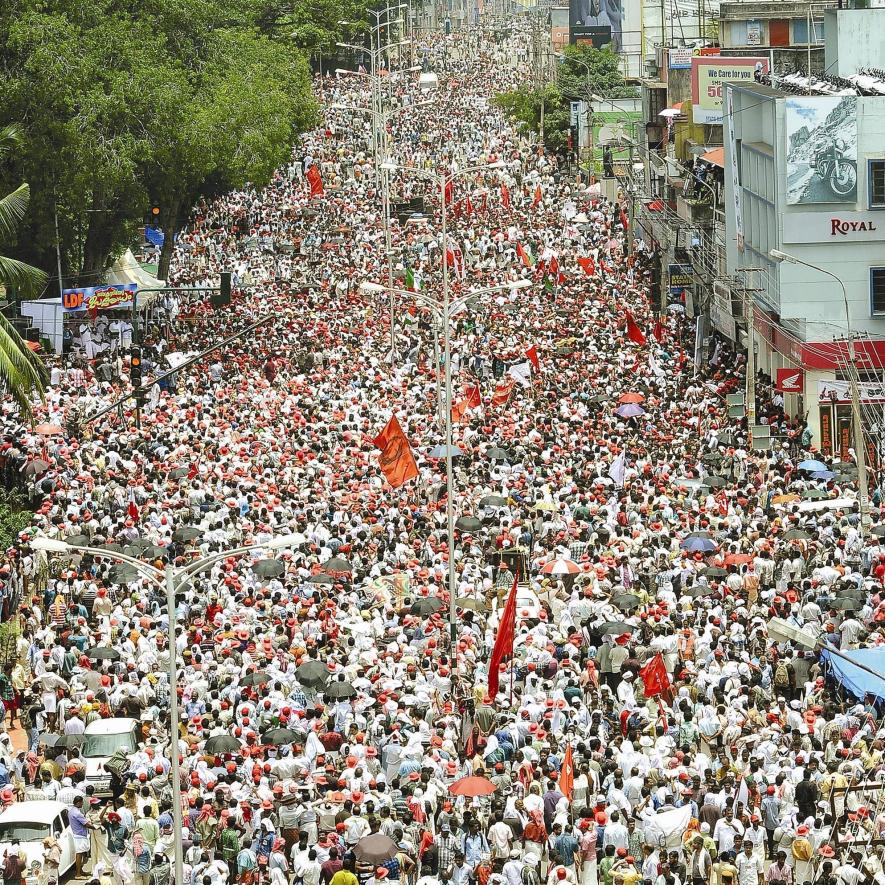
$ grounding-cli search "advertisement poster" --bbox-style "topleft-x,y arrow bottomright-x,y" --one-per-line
785,96 -> 858,205
570,0 -> 623,50
668,47 -> 694,69
62,283 -> 137,314
746,20 -> 762,44
691,57 -> 768,125
775,367 -> 804,393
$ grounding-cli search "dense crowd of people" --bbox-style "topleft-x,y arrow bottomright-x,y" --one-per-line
1,22 -> 884,885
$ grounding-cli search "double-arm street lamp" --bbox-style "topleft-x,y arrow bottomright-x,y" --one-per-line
30,532 -> 305,885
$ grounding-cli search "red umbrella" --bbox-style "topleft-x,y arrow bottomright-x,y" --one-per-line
724,553 -> 753,566
541,559 -> 580,576
618,392 -> 645,404
449,775 -> 497,797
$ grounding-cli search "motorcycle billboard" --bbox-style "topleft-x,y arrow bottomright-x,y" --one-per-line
785,95 -> 857,205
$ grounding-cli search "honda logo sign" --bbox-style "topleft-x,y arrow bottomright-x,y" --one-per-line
776,367 -> 804,394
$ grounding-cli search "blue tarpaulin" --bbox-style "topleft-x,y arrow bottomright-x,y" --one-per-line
820,647 -> 885,701
145,226 -> 164,247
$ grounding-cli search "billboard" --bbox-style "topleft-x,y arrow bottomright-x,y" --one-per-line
62,283 -> 137,314
691,56 -> 768,125
785,96 -> 858,205
570,0 -> 623,50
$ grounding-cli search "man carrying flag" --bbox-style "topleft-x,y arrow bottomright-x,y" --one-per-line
306,164 -> 324,198
625,310 -> 646,345
526,345 -> 540,373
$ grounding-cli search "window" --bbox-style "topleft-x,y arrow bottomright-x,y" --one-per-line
870,160 -> 885,208
794,18 -> 825,43
871,267 -> 885,315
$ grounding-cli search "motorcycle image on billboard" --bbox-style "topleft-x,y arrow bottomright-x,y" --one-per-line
785,95 -> 858,205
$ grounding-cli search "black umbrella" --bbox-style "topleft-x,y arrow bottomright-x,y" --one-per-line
168,466 -> 190,479
411,597 -> 444,616
480,495 -> 508,507
239,671 -> 270,688
486,447 -> 510,462
599,621 -> 635,634
102,543 -> 125,555
65,534 -> 90,547
173,526 -> 201,542
455,516 -> 482,532
308,574 -> 334,585
261,727 -> 305,746
717,431 -> 737,447
353,834 -> 399,864
23,459 -> 50,477
457,597 -> 490,612
324,680 -> 357,699
324,556 -> 351,574
38,733 -> 59,747
784,528 -> 811,541
253,559 -> 285,579
701,566 -> 728,578
204,735 -> 242,755
830,597 -> 860,611
685,585 -> 715,598
86,646 -> 121,661
701,453 -> 722,464
54,733 -> 83,749
706,475 -> 728,488
296,661 -> 329,689
871,524 -> 885,537
108,565 -> 140,584
612,593 -> 641,612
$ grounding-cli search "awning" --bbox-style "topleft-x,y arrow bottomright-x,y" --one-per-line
700,147 -> 725,167
820,647 -> 885,701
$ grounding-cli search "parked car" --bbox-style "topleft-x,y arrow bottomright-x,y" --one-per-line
83,716 -> 139,796
0,800 -> 75,882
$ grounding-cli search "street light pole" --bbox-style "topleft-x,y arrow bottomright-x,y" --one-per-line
30,533 -> 304,885
770,249 -> 870,536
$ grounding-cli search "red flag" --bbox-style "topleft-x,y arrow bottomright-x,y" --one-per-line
526,345 -> 540,372
639,653 -> 671,698
625,310 -> 646,345
629,354 -> 642,373
516,243 -> 533,268
452,200 -> 463,219
306,165 -> 324,198
548,255 -> 559,277
452,399 -> 469,423
463,383 -> 481,408
577,257 -> 595,276
465,195 -> 474,216
127,487 -> 139,520
559,743 -> 574,800
491,378 -> 515,408
487,575 -> 518,700
444,180 -> 453,204
532,185 -> 542,207
373,416 -> 419,488
619,208 -> 629,229
653,319 -> 664,342
481,193 -> 488,214
501,184 -> 510,209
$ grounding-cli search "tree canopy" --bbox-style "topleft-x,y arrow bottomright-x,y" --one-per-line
0,0 -> 324,286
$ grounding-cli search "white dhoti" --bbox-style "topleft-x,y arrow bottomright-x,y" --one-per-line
581,858 -> 598,885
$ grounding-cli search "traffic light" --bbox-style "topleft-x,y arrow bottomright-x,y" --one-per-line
130,347 -> 142,388
149,205 -> 161,227
212,271 -> 232,309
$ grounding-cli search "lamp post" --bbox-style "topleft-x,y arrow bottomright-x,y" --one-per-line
30,532 -> 305,885
360,274 -> 531,646
769,248 -> 870,535
555,52 -> 593,167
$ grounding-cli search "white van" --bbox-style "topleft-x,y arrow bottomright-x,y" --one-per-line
0,800 -> 75,880
83,717 -> 139,796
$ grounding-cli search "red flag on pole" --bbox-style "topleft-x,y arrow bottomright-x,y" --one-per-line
526,345 -> 540,372
452,200 -> 463,219
638,652 -> 671,698
373,416 -> 419,488
306,165 -> 324,198
625,310 -> 646,345
463,383 -> 482,408
559,743 -> 574,800
577,257 -> 595,276
491,378 -> 515,408
487,575 -> 518,700
653,318 -> 664,342
465,195 -> 474,216
532,185 -> 542,207
501,184 -> 510,209
516,243 -> 533,268
444,180 -> 453,204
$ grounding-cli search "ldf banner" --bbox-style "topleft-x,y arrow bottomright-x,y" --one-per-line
62,283 -> 137,313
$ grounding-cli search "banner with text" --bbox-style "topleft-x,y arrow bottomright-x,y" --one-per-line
62,283 -> 137,314
691,57 -> 768,125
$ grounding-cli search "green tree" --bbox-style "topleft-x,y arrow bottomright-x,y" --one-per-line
0,0 -> 318,284
0,124 -> 48,416
555,44 -> 639,101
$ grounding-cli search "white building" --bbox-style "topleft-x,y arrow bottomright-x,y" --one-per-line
723,54 -> 885,457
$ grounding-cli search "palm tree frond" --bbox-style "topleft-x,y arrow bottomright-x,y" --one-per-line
0,313 -> 48,416
0,253 -> 47,300
0,124 -> 23,162
0,184 -> 31,243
